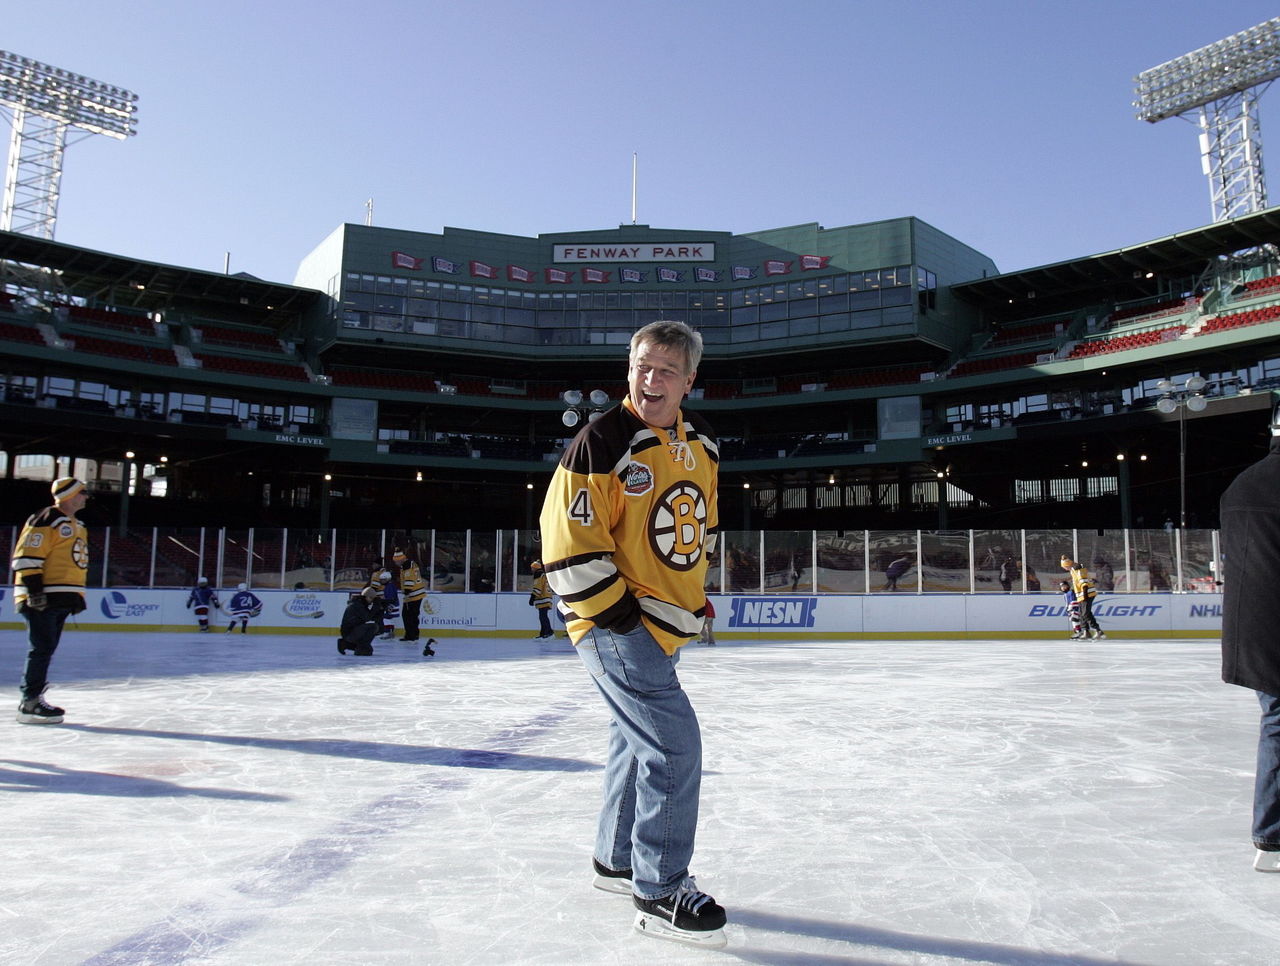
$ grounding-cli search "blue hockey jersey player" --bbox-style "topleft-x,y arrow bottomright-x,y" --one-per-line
186,577 -> 220,632
226,583 -> 263,633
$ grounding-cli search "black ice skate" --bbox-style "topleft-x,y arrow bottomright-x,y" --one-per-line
591,857 -> 633,895
422,638 -> 437,657
17,695 -> 65,725
632,876 -> 727,948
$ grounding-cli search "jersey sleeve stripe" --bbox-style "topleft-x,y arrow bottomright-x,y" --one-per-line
553,565 -> 624,604
640,597 -> 705,638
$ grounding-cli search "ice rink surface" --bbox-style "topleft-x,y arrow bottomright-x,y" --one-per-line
1,625 -> 1276,966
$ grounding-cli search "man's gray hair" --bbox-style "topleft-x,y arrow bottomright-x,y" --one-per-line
629,320 -> 703,374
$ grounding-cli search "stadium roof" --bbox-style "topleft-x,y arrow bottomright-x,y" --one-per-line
951,207 -> 1280,315
0,230 -> 321,321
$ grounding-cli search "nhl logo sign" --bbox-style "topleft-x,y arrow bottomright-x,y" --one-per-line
623,462 -> 654,496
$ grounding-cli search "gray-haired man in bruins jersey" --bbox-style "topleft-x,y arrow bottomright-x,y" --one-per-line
539,320 -> 725,948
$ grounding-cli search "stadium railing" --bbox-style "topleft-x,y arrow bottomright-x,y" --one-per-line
0,525 -> 1215,598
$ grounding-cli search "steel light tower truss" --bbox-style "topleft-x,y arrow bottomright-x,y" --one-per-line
0,50 -> 137,239
1135,17 -> 1280,223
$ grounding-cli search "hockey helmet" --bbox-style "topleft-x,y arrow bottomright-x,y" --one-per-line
198,576 -> 209,585
237,582 -> 247,592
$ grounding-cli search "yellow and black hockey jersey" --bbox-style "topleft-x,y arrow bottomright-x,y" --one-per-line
11,504 -> 90,613
530,572 -> 552,609
400,561 -> 427,602
539,396 -> 718,655
1068,564 -> 1097,601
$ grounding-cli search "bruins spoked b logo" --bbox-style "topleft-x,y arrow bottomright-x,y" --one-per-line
648,481 -> 707,571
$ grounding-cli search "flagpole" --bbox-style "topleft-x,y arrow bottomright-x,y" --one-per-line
631,153 -> 637,225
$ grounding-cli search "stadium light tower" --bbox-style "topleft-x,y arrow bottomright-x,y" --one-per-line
1134,17 -> 1280,223
0,50 -> 138,239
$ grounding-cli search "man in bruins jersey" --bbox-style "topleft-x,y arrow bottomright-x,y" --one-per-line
12,477 -> 90,724
394,547 -> 426,641
540,320 -> 727,946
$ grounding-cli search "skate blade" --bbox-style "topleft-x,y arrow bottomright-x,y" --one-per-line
592,874 -> 633,895
1255,849 -> 1280,872
16,713 -> 63,725
633,911 -> 727,948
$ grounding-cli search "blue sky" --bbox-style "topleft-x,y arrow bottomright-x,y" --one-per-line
4,1 -> 1277,285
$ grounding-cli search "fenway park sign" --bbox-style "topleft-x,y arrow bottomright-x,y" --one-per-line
553,242 -> 716,263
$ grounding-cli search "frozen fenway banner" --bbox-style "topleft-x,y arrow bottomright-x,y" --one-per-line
0,590 -> 1223,638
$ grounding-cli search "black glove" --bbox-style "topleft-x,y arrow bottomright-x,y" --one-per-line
25,592 -> 48,612
528,593 -> 537,606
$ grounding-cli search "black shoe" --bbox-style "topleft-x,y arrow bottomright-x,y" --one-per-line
18,696 -> 65,724
633,876 -> 726,947
592,857 -> 633,894
337,638 -> 350,655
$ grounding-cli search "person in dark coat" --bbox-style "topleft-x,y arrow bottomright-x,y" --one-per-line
1221,407 -> 1280,872
338,586 -> 385,655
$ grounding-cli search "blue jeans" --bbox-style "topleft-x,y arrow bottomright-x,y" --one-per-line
576,624 -> 702,899
20,606 -> 71,700
1255,691 -> 1280,848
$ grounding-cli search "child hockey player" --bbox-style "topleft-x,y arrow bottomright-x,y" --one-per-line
1059,579 -> 1083,639
186,576 -> 220,632
370,564 -> 398,640
225,583 -> 263,633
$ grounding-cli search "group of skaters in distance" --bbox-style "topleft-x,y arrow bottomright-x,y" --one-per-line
183,558 -> 438,656
185,577 -> 263,633
13,326 -> 1280,947
337,548 -> 436,657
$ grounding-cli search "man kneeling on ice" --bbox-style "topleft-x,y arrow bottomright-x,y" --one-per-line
337,586 -> 384,655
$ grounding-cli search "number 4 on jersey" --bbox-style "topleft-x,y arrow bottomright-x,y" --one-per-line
568,488 -> 594,526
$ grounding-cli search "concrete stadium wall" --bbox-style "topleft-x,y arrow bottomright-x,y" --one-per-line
0,589 -> 1223,639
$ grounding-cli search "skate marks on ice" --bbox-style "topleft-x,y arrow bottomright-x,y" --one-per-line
76,699 -> 591,966
4,632 -> 1280,964
692,639 -> 1278,966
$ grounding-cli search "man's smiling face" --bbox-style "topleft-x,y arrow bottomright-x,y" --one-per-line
627,340 -> 695,429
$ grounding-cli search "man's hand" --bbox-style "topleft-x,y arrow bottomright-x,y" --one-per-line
600,594 -> 642,634
25,593 -> 47,612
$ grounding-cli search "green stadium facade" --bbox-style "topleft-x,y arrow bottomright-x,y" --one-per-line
1,210 -> 1280,532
